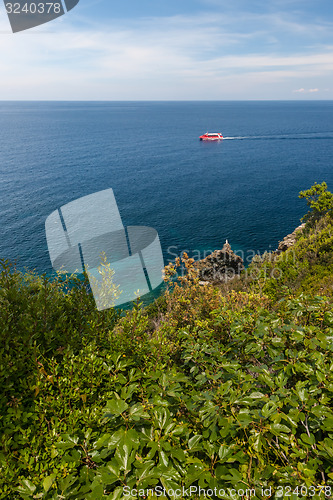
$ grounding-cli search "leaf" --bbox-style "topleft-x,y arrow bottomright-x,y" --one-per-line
218,445 -> 232,460
43,474 -> 56,492
218,467 -> 243,483
322,417 -> 333,430
311,405 -> 332,418
128,403 -> 149,421
261,401 -> 278,418
171,448 -> 186,462
251,433 -> 263,452
294,381 -> 308,402
115,443 -> 134,471
159,468 -> 181,490
185,462 -> 206,485
317,438 -> 333,458
109,487 -> 124,500
56,435 -> 79,450
220,362 -> 241,372
159,449 -> 169,467
269,423 -> 291,435
104,399 -> 129,418
98,458 -> 120,486
188,435 -> 202,450
121,383 -> 137,400
134,460 -> 156,485
58,474 -> 77,494
249,391 -> 266,399
87,483 -> 104,499
237,412 -> 253,427
169,423 -> 187,436
17,479 -> 36,495
153,407 -> 171,430
146,441 -> 159,459
94,433 -> 111,449
300,433 -> 315,446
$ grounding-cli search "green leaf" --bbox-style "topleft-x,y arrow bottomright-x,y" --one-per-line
311,405 -> 332,418
87,483 -> 104,499
322,417 -> 333,430
56,435 -> 79,450
270,423 -> 291,435
188,435 -> 202,450
128,403 -> 149,421
17,479 -> 36,495
160,468 -> 181,490
94,433 -> 111,449
104,398 -> 129,418
250,432 -> 263,452
300,433 -> 315,446
171,448 -> 186,462
146,441 -> 159,459
99,459 -> 120,485
43,474 -> 56,492
135,460 -> 156,485
249,391 -> 266,399
159,449 -> 169,467
294,381 -> 308,402
261,401 -> 278,418
170,424 -> 185,436
218,445 -> 232,460
115,443 -> 134,471
153,407 -> 171,430
109,487 -> 124,500
121,383 -> 137,400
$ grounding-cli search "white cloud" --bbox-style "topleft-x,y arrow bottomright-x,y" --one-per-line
0,10 -> 332,99
293,88 -> 320,93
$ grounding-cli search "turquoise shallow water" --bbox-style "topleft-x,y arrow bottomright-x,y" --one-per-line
0,100 -> 333,273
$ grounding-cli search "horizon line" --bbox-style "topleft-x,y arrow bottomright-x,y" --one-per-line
0,99 -> 332,102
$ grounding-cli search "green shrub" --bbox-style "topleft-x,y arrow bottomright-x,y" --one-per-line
1,184 -> 333,498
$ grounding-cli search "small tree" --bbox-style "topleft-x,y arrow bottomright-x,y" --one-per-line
299,181 -> 333,224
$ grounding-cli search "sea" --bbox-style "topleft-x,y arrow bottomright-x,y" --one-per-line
1,100 -> 333,277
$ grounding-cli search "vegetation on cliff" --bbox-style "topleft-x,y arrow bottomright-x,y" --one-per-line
1,183 -> 333,499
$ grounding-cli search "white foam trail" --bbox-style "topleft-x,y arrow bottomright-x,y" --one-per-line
223,136 -> 249,140
223,132 -> 333,141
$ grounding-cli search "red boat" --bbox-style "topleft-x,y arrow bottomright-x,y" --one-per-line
199,132 -> 223,141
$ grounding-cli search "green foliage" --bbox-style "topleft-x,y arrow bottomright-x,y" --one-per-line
87,252 -> 122,311
1,185 -> 333,498
299,181 -> 333,224
241,182 -> 333,301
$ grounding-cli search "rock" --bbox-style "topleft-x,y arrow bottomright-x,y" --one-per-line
195,240 -> 244,283
277,223 -> 305,253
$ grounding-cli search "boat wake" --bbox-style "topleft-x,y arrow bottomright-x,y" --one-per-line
223,132 -> 333,141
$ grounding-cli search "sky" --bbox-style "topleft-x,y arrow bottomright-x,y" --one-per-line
0,0 -> 333,100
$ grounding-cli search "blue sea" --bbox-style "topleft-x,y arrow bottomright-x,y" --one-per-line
1,101 -> 333,274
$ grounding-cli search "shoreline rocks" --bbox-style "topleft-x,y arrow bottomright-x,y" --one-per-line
195,240 -> 244,283
276,223 -> 305,253
194,223 -> 305,284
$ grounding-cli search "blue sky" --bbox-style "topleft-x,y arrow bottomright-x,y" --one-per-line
0,0 -> 333,99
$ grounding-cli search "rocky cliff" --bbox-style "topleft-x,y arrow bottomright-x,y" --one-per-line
195,240 -> 244,283
276,223 -> 305,253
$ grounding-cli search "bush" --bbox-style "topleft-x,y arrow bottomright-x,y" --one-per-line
1,185 -> 333,498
